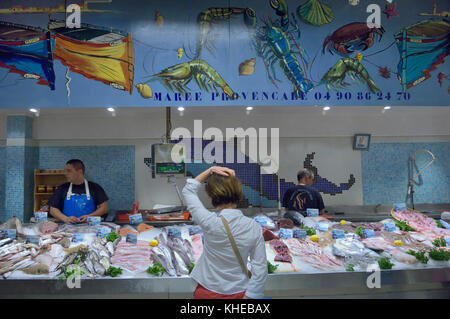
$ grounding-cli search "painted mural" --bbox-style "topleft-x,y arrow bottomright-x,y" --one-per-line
0,0 -> 448,108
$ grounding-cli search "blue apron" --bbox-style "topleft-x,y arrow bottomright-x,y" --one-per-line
63,180 -> 95,218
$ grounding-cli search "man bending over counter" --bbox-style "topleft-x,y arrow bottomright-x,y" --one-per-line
48,159 -> 109,224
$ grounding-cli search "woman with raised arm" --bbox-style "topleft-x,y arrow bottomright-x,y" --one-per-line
182,166 -> 267,299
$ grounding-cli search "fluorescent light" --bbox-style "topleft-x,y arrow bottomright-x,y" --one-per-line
107,107 -> 115,112
384,106 -> 391,110
177,107 -> 185,111
323,106 -> 330,111
246,106 -> 253,111
29,108 -> 38,113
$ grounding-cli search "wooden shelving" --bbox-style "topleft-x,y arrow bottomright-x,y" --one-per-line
33,169 -> 67,213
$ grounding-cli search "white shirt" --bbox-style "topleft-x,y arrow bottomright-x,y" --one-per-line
182,178 -> 268,299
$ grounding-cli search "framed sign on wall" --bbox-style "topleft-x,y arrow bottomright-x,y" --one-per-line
353,134 -> 371,150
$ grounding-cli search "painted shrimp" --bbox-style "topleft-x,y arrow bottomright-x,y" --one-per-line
246,0 -> 313,97
153,59 -> 237,99
319,57 -> 381,93
194,7 -> 253,59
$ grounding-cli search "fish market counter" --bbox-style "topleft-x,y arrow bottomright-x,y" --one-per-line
1,267 -> 449,299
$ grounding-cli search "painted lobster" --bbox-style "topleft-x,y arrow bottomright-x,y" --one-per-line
246,0 -> 313,97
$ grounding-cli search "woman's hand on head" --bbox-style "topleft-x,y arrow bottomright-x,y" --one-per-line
211,166 -> 235,177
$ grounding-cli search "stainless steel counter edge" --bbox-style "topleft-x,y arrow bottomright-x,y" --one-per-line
1,268 -> 449,299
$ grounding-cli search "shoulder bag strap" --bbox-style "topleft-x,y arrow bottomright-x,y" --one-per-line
220,215 -> 252,279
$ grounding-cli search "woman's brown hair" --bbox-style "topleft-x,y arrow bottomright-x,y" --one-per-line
205,173 -> 244,207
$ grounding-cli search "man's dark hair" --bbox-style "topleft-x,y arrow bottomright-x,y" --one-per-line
297,168 -> 314,182
66,159 -> 85,174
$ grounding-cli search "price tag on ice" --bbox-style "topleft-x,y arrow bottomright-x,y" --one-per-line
393,203 -> 407,211
362,229 -> 375,239
126,232 -> 137,243
167,227 -> 181,239
293,229 -> 307,239
34,211 -> 47,222
332,229 -> 345,239
307,209 -> 319,217
129,213 -> 143,225
2,229 -> 16,239
26,235 -> 40,245
383,222 -> 396,232
440,219 -> 450,230
71,233 -> 83,243
445,237 -> 450,246
87,216 -> 101,226
96,227 -> 111,238
278,228 -> 293,239
314,223 -> 329,231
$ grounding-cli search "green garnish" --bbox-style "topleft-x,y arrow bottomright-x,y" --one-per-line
378,258 -> 394,270
62,267 -> 84,279
355,227 -> 364,239
147,262 -> 165,276
267,261 -> 278,274
106,231 -> 120,243
428,248 -> 450,261
432,237 -> 447,247
394,220 -> 415,232
106,266 -> 123,277
344,230 -> 349,234
406,250 -> 429,264
187,262 -> 195,274
346,264 -> 355,272
299,225 -> 316,236
436,220 -> 443,228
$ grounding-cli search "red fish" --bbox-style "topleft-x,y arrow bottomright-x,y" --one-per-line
383,2 -> 399,19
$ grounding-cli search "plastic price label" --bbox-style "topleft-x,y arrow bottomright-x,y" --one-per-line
129,214 -> 143,225
71,234 -> 83,243
332,229 -> 345,239
362,229 -> 375,239
126,232 -> 137,243
26,235 -> 40,245
440,220 -> 450,230
34,211 -> 48,222
87,216 -> 101,226
96,227 -> 111,238
383,222 -> 396,232
314,223 -> 329,231
293,229 -> 307,239
393,203 -> 407,211
307,209 -> 319,217
278,228 -> 293,239
2,229 -> 16,239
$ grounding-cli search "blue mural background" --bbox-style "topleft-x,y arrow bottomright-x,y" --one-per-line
0,0 -> 448,108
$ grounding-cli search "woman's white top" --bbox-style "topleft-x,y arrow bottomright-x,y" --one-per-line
182,178 -> 268,299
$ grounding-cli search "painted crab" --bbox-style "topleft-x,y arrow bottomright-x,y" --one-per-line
322,22 -> 385,55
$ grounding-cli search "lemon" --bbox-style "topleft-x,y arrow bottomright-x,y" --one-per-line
310,235 -> 319,242
340,220 -> 347,225
394,240 -> 403,246
150,239 -> 159,247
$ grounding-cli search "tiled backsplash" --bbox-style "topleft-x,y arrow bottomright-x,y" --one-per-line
362,142 -> 450,205
39,146 -> 135,214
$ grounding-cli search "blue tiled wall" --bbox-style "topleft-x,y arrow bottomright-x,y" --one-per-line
362,142 -> 450,205
0,147 -> 5,221
5,146 -> 26,220
39,146 -> 135,212
6,116 -> 33,139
